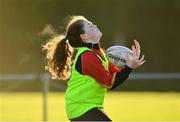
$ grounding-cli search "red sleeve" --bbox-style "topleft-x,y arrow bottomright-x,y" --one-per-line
109,62 -> 123,75
81,51 -> 112,87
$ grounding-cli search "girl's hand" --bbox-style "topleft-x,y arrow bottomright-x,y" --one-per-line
126,40 -> 146,69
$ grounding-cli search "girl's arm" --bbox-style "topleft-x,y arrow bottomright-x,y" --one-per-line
109,63 -> 132,90
75,51 -> 132,89
76,51 -> 113,87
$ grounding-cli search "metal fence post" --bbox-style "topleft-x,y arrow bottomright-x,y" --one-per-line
40,73 -> 50,122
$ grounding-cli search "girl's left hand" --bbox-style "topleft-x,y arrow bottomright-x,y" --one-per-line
126,40 -> 146,69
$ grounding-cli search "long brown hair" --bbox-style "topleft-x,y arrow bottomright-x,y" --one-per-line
42,16 -> 87,80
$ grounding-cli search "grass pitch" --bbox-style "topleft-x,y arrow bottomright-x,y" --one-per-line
0,91 -> 180,121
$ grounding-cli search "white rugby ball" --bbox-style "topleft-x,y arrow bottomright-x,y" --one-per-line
106,46 -> 133,67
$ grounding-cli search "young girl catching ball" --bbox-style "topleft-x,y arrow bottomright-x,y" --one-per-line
42,15 -> 145,121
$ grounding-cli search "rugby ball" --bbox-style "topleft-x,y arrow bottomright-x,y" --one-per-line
106,46 -> 133,67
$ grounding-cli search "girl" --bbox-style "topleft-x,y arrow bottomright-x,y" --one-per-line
42,15 -> 145,121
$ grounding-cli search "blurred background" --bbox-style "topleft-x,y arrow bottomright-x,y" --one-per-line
0,0 -> 180,121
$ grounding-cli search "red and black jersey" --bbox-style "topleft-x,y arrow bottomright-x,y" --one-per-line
75,43 -> 132,90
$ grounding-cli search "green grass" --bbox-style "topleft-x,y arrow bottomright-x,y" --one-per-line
0,92 -> 180,121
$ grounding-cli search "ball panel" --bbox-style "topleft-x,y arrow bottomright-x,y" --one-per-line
106,46 -> 133,67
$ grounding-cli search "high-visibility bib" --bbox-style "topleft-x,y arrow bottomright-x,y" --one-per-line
65,47 -> 109,119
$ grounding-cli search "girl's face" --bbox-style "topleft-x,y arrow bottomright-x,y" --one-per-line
81,20 -> 102,43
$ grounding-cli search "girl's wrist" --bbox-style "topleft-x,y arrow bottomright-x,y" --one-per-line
124,65 -> 133,74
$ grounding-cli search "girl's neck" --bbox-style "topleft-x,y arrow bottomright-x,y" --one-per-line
83,39 -> 99,44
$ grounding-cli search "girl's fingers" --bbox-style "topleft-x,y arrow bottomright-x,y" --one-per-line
134,40 -> 140,52
139,55 -> 145,62
132,45 -> 136,56
134,40 -> 141,58
139,60 -> 146,66
138,55 -> 146,66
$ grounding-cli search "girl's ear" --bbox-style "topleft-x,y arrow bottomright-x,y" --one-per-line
80,33 -> 88,40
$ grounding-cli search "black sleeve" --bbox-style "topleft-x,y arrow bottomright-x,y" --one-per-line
110,65 -> 133,90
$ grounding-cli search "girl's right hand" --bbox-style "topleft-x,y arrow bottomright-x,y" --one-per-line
126,40 -> 146,69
